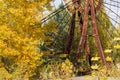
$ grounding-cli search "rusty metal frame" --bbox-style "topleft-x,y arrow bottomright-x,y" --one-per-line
65,0 -> 107,66
72,0 -> 102,14
75,0 -> 107,66
74,0 -> 89,66
90,0 -> 107,66
65,10 -> 76,54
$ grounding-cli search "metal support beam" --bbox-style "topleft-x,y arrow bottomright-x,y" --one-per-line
65,11 -> 76,54
74,0 -> 89,66
90,0 -> 107,66
74,0 -> 107,67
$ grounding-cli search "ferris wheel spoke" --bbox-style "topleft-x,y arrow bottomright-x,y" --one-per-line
99,8 -> 120,25
98,9 -> 120,36
95,0 -> 120,19
109,0 -> 120,4
96,17 -> 116,42
40,1 -> 73,24
104,2 -> 120,8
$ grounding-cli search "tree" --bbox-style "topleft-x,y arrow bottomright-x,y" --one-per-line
0,0 -> 53,79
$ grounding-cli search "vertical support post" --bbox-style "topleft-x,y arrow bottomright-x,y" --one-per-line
65,11 -> 76,54
78,11 -> 83,34
90,0 -> 107,66
74,0 -> 89,65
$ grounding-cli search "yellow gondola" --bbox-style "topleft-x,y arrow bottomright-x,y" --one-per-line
91,64 -> 99,70
113,37 -> 120,41
106,56 -> 112,62
104,49 -> 112,53
114,45 -> 120,49
91,57 -> 100,61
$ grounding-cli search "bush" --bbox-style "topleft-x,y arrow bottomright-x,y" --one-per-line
39,59 -> 75,80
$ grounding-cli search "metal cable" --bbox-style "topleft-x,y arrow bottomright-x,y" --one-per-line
41,1 -> 73,24
53,16 -> 71,47
96,17 -> 113,45
99,9 -> 120,36
96,0 -> 120,24
95,0 -> 120,36
56,11 -> 70,28
104,2 -> 120,8
109,0 -> 120,4
103,4 -> 120,19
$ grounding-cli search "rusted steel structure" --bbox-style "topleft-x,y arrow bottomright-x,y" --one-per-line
65,0 -> 107,66
65,11 -> 76,55
41,0 -> 120,67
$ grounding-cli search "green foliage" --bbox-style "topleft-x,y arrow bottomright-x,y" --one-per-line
39,59 -> 75,80
91,65 -> 120,80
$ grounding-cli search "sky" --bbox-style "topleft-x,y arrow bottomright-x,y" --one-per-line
54,0 -> 63,8
52,0 -> 120,27
104,0 -> 120,27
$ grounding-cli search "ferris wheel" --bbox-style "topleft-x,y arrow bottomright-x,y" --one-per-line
41,0 -> 120,69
